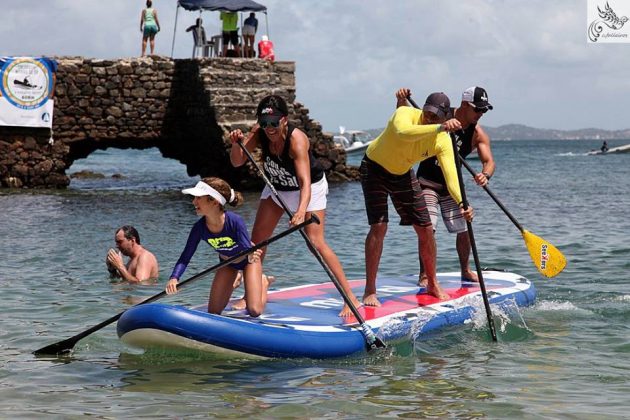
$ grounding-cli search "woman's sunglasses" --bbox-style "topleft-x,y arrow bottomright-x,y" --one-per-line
259,120 -> 281,129
472,106 -> 489,114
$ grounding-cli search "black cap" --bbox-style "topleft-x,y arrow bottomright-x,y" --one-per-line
462,86 -> 493,110
423,92 -> 451,119
258,104 -> 284,124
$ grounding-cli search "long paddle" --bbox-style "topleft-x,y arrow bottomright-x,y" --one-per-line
451,134 -> 498,341
407,96 -> 497,341
33,216 -> 318,356
458,157 -> 566,277
237,139 -> 386,350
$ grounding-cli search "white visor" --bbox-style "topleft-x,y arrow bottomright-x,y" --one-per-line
182,181 -> 226,206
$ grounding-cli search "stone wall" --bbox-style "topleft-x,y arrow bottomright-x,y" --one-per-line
0,56 -> 357,189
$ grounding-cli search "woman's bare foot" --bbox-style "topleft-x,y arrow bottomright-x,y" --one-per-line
362,293 -> 381,307
338,299 -> 362,317
461,269 -> 479,282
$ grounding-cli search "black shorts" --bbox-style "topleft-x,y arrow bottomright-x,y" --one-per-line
222,30 -> 239,47
360,155 -> 431,227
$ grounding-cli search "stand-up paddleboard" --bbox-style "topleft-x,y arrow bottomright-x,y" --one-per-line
118,271 -> 535,359
587,143 -> 630,155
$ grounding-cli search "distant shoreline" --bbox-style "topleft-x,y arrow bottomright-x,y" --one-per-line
353,124 -> 630,141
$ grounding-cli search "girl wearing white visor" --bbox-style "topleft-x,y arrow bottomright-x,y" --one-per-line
165,177 -> 269,316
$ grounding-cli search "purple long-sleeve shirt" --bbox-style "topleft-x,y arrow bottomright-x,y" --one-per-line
170,211 -> 252,279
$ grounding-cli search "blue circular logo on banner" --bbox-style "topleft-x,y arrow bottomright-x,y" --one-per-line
0,58 -> 52,110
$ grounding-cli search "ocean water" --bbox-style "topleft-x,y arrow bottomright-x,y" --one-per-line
1,139 -> 629,418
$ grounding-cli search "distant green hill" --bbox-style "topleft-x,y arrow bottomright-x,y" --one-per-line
361,124 -> 630,141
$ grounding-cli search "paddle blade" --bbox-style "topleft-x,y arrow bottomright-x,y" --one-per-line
522,229 -> 566,277
33,338 -> 76,356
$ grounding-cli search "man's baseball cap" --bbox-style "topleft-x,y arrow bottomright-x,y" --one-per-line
258,104 -> 284,124
462,86 -> 493,110
422,92 -> 451,119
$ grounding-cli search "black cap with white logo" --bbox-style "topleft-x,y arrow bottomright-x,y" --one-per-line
462,86 -> 493,110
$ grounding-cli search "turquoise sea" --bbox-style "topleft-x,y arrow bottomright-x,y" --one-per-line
1,139 -> 629,418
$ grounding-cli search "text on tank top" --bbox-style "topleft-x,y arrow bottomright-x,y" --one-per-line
417,114 -> 476,187
260,124 -> 324,191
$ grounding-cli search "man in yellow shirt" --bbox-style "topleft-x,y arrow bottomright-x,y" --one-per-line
360,92 -> 474,305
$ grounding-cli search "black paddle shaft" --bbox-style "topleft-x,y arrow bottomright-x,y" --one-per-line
451,135 -> 498,342
407,95 -> 497,341
33,216 -> 318,356
236,139 -> 385,350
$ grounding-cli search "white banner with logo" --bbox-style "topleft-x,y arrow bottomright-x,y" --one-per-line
0,57 -> 57,128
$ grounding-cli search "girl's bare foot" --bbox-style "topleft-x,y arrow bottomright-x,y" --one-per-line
262,273 -> 275,288
231,298 -> 246,310
232,271 -> 243,289
231,273 -> 274,310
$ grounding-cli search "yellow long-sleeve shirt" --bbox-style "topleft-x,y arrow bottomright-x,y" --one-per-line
366,106 -> 463,205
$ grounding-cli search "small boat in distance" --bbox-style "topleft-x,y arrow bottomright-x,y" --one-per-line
587,142 -> 630,155
333,127 -> 374,154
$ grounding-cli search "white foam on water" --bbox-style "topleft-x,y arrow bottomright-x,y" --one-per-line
377,316 -> 408,339
533,300 -> 586,312
409,312 -> 435,341
556,152 -> 582,156
465,297 -> 530,333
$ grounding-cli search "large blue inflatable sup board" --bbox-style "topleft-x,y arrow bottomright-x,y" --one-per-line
117,271 -> 535,359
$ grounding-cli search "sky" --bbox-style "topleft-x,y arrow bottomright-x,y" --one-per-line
1,0 -> 629,132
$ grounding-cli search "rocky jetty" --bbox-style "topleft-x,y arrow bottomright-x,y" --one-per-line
0,56 -> 357,189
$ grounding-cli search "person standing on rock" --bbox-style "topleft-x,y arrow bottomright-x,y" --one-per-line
228,95 -> 362,317
140,0 -> 161,56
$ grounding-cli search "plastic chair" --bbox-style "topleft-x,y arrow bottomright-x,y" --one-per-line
210,35 -> 222,56
191,27 -> 214,58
